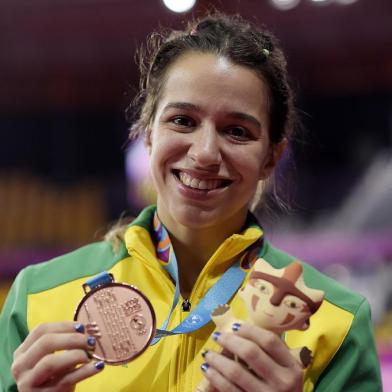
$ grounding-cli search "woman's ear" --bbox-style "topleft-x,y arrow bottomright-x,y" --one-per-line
259,138 -> 288,180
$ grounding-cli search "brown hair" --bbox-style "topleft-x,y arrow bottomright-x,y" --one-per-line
127,12 -> 297,145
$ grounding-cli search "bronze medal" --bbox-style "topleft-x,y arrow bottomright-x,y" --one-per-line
74,281 -> 156,365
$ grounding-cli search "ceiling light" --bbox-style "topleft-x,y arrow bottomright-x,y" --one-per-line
335,0 -> 359,4
162,0 -> 196,13
310,0 -> 332,4
270,0 -> 300,10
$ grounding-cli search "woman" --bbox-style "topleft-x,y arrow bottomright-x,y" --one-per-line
0,13 -> 381,392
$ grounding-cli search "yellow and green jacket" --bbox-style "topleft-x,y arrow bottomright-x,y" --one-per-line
0,206 -> 382,391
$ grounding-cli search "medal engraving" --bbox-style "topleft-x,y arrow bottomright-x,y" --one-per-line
122,298 -> 142,316
74,283 -> 156,365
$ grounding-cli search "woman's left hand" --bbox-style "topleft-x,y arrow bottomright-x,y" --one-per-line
201,323 -> 304,392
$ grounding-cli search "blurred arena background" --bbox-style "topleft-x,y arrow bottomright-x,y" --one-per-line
0,0 -> 391,387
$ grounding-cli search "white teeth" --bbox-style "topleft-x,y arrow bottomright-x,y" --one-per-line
179,172 -> 192,187
190,178 -> 199,189
198,180 -> 208,190
178,172 -> 223,190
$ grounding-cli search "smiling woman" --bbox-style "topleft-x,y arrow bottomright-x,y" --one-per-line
147,52 -> 279,243
0,12 -> 381,392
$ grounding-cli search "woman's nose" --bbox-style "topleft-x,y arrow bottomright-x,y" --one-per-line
188,126 -> 222,167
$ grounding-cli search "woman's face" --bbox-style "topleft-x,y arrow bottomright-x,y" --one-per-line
147,52 -> 281,232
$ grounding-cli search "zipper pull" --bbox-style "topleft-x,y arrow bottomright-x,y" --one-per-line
182,299 -> 191,312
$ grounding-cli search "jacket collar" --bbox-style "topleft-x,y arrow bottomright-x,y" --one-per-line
124,205 -> 264,274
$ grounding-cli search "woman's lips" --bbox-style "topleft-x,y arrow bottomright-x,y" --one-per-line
172,170 -> 232,201
173,169 -> 232,191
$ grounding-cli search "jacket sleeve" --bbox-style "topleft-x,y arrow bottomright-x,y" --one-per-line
0,269 -> 30,392
314,299 -> 382,391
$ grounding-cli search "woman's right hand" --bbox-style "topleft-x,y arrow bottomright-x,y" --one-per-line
11,321 -> 105,392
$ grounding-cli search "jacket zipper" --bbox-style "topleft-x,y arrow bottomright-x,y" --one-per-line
175,239 -> 237,390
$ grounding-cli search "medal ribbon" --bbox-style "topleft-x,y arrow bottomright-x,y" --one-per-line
151,211 -> 263,345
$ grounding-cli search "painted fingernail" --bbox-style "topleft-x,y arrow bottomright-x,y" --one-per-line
212,331 -> 221,341
201,363 -> 209,373
232,322 -> 241,332
87,336 -> 96,347
95,361 -> 105,370
201,349 -> 209,358
74,323 -> 85,333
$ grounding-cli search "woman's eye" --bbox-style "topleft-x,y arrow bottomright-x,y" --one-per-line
171,116 -> 194,128
226,126 -> 251,141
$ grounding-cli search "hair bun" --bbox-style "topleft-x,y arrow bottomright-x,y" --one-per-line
194,18 -> 229,36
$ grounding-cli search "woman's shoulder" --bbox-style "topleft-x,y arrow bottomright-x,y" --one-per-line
16,240 -> 129,296
261,240 -> 366,315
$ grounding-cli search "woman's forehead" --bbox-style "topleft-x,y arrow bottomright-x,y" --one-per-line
156,52 -> 270,117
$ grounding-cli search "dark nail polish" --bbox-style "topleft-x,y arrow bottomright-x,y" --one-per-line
95,361 -> 105,370
201,363 -> 209,373
87,336 -> 96,347
232,322 -> 241,332
201,349 -> 209,358
74,323 -> 85,333
212,331 -> 221,341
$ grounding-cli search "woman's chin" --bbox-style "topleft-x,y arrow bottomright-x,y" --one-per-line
174,209 -> 222,230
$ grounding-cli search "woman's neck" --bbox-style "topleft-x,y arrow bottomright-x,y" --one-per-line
156,207 -> 248,297
170,228 -> 233,298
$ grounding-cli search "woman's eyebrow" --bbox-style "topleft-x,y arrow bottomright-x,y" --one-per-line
162,101 -> 201,113
227,111 -> 262,129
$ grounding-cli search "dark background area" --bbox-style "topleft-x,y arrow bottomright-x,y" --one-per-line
0,0 -> 391,260
1,0 -> 391,221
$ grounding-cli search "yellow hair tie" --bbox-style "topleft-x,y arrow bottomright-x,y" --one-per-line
262,48 -> 270,57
